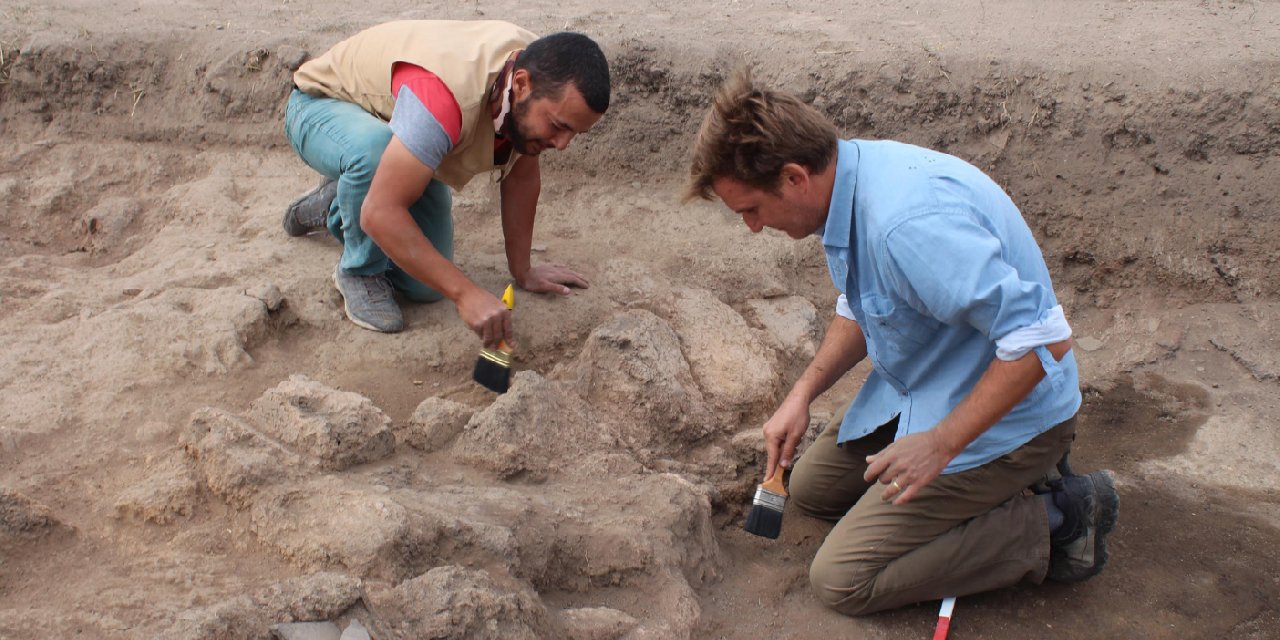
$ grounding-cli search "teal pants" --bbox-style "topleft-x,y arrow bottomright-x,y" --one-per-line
284,89 -> 453,302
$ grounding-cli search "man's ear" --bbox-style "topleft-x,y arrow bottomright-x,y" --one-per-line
512,68 -> 532,102
780,163 -> 810,189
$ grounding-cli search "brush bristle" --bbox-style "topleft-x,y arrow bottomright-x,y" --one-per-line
743,484 -> 787,539
743,503 -> 784,539
472,356 -> 511,393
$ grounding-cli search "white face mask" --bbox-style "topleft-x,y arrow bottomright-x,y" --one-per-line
493,63 -> 515,133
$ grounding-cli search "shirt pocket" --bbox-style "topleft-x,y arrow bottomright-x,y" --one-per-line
860,293 -> 940,358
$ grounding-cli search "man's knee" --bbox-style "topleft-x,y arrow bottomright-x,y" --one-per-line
345,130 -> 393,179
788,474 -> 828,519
788,461 -> 851,521
809,549 -> 878,616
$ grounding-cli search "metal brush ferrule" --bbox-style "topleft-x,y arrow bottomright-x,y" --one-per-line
479,347 -> 512,367
752,486 -> 787,510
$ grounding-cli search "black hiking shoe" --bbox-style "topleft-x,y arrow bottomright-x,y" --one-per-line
1047,470 -> 1119,582
283,178 -> 337,236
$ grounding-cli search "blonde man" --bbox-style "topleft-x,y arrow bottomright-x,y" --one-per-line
686,71 -> 1118,615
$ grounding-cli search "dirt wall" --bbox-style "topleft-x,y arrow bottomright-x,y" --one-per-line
3,30 -> 1278,303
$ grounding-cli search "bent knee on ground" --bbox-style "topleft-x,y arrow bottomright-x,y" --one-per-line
808,553 -> 881,616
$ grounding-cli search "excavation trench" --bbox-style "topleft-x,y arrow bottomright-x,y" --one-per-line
2,21 -> 1278,640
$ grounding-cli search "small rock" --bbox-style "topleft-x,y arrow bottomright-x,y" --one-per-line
404,396 -> 475,452
363,566 -> 551,639
745,296 -> 821,357
172,572 -> 359,639
182,407 -> 300,507
560,607 -> 638,640
247,283 -> 286,311
1,489 -> 65,543
82,197 -> 141,238
729,428 -> 765,457
257,572 -> 363,621
113,453 -> 201,525
1075,336 -> 1105,352
247,376 -> 395,471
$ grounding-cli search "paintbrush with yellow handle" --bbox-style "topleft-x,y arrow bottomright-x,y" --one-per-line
472,284 -> 516,393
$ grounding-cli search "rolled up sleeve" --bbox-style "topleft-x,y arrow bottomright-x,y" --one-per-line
994,304 -> 1072,360
835,293 -> 856,321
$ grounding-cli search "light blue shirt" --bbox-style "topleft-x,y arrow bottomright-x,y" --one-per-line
823,139 -> 1081,474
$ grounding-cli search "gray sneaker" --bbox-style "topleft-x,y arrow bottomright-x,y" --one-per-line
1047,470 -> 1119,582
283,178 -> 337,236
333,267 -> 405,333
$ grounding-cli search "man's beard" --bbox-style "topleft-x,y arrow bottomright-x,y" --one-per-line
505,96 -> 540,156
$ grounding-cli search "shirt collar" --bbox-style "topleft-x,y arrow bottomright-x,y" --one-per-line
821,139 -> 860,248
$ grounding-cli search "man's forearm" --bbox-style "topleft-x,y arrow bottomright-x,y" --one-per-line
499,157 -> 541,283
790,314 -> 869,403
360,137 -> 479,303
931,340 -> 1073,457
365,203 -> 473,301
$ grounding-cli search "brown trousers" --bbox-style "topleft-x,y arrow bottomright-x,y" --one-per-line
789,407 -> 1076,616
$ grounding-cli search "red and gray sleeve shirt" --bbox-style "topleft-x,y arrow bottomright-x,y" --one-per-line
387,62 -> 463,171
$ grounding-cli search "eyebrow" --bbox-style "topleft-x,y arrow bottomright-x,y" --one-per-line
557,119 -> 584,134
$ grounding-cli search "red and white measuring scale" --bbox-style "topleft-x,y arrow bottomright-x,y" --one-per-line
932,597 -> 957,640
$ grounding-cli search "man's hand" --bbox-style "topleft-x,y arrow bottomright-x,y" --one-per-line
864,429 -> 958,506
762,394 -> 811,483
518,263 -> 589,295
863,339 -> 1075,506
456,287 -> 513,349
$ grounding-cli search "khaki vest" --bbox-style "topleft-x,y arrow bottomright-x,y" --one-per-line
294,20 -> 537,190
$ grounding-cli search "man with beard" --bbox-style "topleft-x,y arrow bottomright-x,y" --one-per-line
282,22 -> 609,343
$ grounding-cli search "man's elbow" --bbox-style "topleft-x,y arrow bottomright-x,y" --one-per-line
359,202 -> 384,237
1046,338 -> 1073,362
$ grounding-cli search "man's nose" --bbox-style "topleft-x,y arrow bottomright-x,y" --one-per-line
552,131 -> 573,150
744,214 -> 763,233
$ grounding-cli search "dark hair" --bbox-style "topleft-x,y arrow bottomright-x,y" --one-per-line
516,32 -> 610,113
684,68 -> 838,201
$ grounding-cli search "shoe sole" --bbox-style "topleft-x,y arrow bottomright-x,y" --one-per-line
1048,470 -> 1120,583
332,270 -> 403,333
282,214 -> 308,237
1092,470 -> 1120,535
1091,470 -> 1120,573
283,180 -> 335,237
